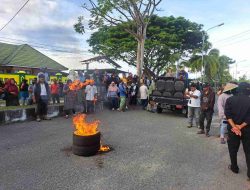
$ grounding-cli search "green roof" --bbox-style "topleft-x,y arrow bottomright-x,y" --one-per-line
0,42 -> 67,70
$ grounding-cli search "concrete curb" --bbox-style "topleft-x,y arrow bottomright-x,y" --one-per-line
0,104 -> 64,125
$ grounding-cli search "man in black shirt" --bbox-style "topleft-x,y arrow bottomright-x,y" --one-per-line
225,82 -> 250,179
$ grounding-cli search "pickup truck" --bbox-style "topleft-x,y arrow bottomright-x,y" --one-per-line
150,77 -> 189,117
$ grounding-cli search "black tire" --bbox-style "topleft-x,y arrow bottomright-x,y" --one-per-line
72,144 -> 100,156
174,80 -> 185,92
156,107 -> 163,113
174,92 -> 184,98
73,132 -> 101,146
165,80 -> 175,92
156,80 -> 166,92
152,90 -> 162,96
162,92 -> 172,97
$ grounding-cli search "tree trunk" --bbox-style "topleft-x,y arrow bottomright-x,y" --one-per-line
136,25 -> 147,82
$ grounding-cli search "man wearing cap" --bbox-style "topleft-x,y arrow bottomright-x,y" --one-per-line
185,83 -> 201,128
197,83 -> 215,137
217,83 -> 238,144
225,82 -> 250,179
33,73 -> 51,122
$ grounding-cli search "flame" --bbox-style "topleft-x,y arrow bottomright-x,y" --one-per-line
69,79 -> 94,91
99,145 -> 110,152
72,113 -> 100,136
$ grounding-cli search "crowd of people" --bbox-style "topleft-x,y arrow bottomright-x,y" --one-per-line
185,80 -> 250,180
0,77 -> 65,107
0,68 -> 250,180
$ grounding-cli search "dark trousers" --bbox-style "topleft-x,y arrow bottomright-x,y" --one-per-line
6,94 -> 19,106
141,99 -> 148,109
86,100 -> 94,113
51,94 -> 60,104
37,99 -> 48,117
110,97 -> 118,109
227,126 -> 250,177
199,110 -> 213,132
129,96 -> 137,105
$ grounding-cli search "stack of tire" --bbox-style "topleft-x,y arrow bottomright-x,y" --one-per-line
162,80 -> 175,97
173,79 -> 185,98
72,132 -> 101,156
153,78 -> 185,98
152,79 -> 165,96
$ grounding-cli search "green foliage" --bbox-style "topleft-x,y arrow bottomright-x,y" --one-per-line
87,15 -> 204,75
187,48 -> 234,83
74,16 -> 85,34
238,75 -> 250,83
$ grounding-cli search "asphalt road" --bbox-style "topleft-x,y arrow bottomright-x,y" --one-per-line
0,109 -> 249,190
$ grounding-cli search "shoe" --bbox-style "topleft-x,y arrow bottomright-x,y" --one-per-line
65,115 -> 69,119
43,116 -> 51,120
36,117 -> 41,122
187,125 -> 192,128
197,130 -> 205,134
228,165 -> 239,174
112,108 -> 115,111
220,138 -> 226,144
205,132 -> 210,137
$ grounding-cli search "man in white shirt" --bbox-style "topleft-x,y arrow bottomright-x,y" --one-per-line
85,80 -> 97,113
139,82 -> 148,110
185,83 -> 201,128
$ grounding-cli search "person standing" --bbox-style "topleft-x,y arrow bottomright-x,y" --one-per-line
50,79 -> 60,104
118,81 -> 127,112
63,79 -> 76,118
185,83 -> 201,128
139,82 -> 148,110
225,82 -> 250,179
107,81 -> 119,110
27,78 -> 37,105
33,73 -> 51,122
19,79 -> 29,106
85,80 -> 97,113
217,83 -> 238,144
4,79 -> 19,106
129,83 -> 138,106
58,79 -> 64,98
197,83 -> 215,137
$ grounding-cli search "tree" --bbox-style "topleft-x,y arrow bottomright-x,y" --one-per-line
75,0 -> 162,79
87,15 -> 205,76
187,49 -> 234,83
238,75 -> 250,83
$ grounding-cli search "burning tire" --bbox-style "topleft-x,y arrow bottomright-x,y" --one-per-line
72,144 -> 100,156
73,132 -> 101,146
72,133 -> 101,156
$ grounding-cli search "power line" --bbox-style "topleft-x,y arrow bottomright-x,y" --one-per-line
214,29 -> 250,44
215,36 -> 250,48
0,39 -> 83,54
0,37 -> 89,54
0,0 -> 31,32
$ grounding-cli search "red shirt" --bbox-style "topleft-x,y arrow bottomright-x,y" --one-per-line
50,84 -> 59,94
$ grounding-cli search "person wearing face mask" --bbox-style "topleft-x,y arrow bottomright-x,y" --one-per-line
107,81 -> 119,110
33,73 -> 51,122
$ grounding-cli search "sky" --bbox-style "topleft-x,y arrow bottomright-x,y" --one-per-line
0,0 -> 249,79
